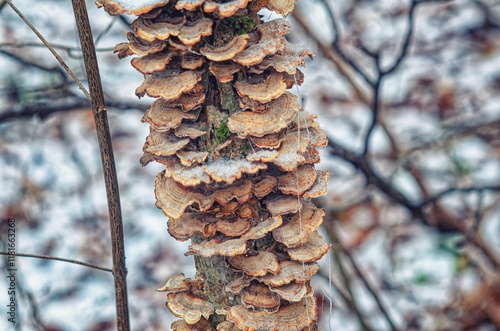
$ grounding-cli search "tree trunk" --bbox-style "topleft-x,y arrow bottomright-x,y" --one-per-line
97,0 -> 327,329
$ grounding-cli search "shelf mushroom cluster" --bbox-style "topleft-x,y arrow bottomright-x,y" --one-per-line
97,0 -> 329,329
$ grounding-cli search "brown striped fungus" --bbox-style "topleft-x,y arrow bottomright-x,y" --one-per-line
96,0 -> 329,329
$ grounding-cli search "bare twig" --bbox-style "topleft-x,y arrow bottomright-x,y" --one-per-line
4,0 -> 90,100
316,268 -> 352,307
327,138 -> 500,269
362,0 -> 421,156
95,16 -> 119,46
292,10 -> 372,105
71,1 -> 130,330
0,49 -> 66,81
419,186 -> 500,206
324,220 -> 372,331
318,0 -> 375,87
341,242 -> 398,330
0,252 -> 112,273
0,97 -> 148,124
403,118 -> 500,158
0,41 -> 115,53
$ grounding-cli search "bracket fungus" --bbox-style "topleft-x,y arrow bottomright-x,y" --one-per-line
99,0 -> 329,328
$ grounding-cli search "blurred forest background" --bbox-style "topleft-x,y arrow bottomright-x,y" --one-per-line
1,0 -> 499,330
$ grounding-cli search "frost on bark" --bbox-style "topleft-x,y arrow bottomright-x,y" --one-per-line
97,0 -> 328,329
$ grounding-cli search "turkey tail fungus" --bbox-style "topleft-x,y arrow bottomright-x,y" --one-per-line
97,0 -> 329,329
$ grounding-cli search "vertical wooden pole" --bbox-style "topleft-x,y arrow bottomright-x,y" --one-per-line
71,1 -> 130,330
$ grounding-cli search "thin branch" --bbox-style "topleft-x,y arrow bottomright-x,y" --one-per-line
341,241 -> 399,331
0,252 -> 112,273
71,1 -> 130,330
419,185 -> 500,207
381,0 -> 419,76
327,138 -> 500,269
318,0 -> 375,87
0,97 -> 148,124
363,68 -> 382,156
324,220 -> 372,331
328,137 -> 428,223
402,118 -> 500,158
316,268 -> 352,308
4,0 -> 90,100
292,10 -> 372,105
95,16 -> 119,46
0,41 -> 115,53
0,48 -> 66,82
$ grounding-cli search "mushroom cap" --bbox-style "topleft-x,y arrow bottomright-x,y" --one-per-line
142,99 -> 197,132
162,156 -> 212,187
302,170 -> 329,199
308,125 -> 328,148
144,130 -> 190,157
234,72 -> 287,104
252,176 -> 278,199
155,175 -> 215,220
156,273 -> 190,292
168,213 -> 217,241
215,217 -> 252,237
209,61 -> 241,83
269,281 -> 309,302
252,42 -> 313,75
123,32 -> 168,57
227,274 -> 254,295
265,195 -> 302,216
285,231 -> 331,263
259,260 -> 319,287
200,34 -> 249,61
136,70 -> 204,101
272,131 -> 310,171
167,291 -> 215,325
96,0 -> 170,15
202,159 -> 267,185
176,0 -> 206,11
213,180 -> 253,206
266,0 -> 297,17
176,150 -> 209,167
227,296 -> 317,331
131,50 -> 176,74
168,86 -> 207,112
203,0 -> 252,17
242,216 -> 283,240
232,19 -> 291,66
186,217 -> 283,254
250,130 -> 287,149
132,16 -> 213,46
236,203 -> 255,219
132,16 -> 186,42
188,237 -> 248,257
228,92 -> 300,138
181,53 -> 205,70
178,18 -> 214,46
246,150 -> 280,163
228,252 -> 279,277
277,164 -> 317,196
242,283 -> 281,312
175,123 -> 206,139
216,321 -> 240,331
171,318 -> 211,331
219,200 -> 240,216
238,95 -> 267,112
272,203 -> 325,248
